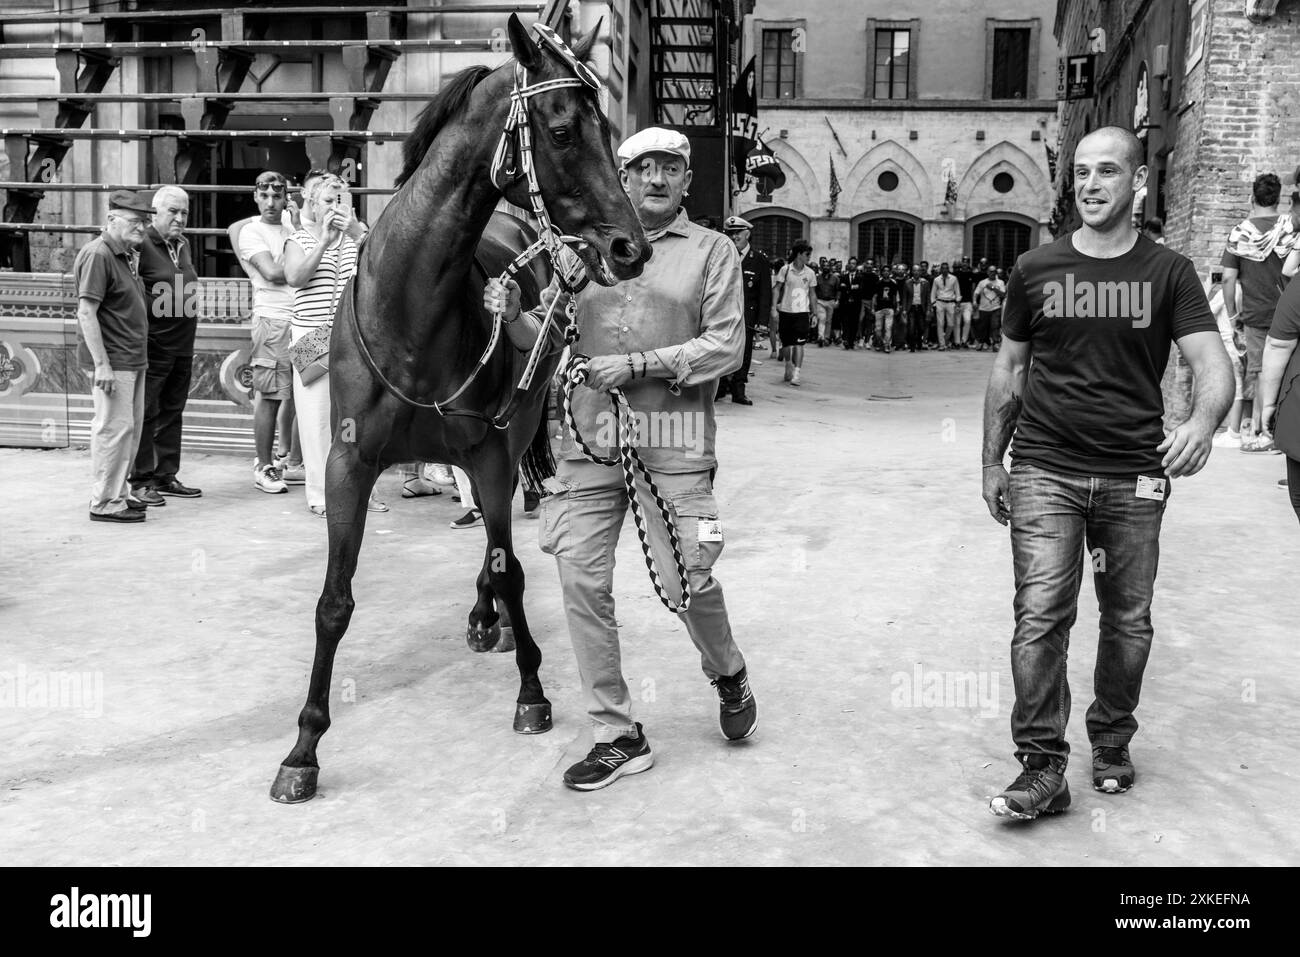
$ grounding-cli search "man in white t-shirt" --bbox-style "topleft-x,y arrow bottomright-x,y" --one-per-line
235,170 -> 297,493
772,239 -> 816,386
973,266 -> 1007,351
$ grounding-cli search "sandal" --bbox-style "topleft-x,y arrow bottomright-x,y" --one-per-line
402,477 -> 442,498
368,495 -> 390,512
309,505 -> 327,518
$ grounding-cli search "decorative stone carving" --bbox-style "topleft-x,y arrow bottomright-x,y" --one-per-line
0,340 -> 42,398
220,348 -> 255,410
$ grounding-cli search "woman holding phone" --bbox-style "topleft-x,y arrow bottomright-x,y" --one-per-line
283,173 -> 385,516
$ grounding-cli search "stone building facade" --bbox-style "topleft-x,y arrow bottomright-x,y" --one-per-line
737,0 -> 1059,268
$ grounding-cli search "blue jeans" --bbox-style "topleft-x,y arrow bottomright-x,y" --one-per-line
1008,462 -> 1167,770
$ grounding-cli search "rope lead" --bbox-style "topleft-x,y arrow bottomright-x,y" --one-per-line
560,354 -> 693,614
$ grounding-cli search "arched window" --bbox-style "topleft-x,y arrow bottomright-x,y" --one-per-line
748,213 -> 807,261
971,219 -> 1032,269
856,216 -> 917,267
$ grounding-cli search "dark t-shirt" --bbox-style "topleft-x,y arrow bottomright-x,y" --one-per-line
1267,277 -> 1300,458
1221,216 -> 1289,330
874,278 -> 901,310
815,272 -> 839,300
139,226 -> 200,355
858,271 -> 879,303
1002,233 -> 1218,476
73,233 -> 149,372
954,267 -> 977,301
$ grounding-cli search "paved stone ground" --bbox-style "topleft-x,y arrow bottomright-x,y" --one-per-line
2,343 -> 1296,866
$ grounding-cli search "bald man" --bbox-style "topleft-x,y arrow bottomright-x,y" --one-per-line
981,126 -> 1233,821
130,185 -> 203,501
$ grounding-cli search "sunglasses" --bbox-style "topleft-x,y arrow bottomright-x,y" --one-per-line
255,184 -> 286,195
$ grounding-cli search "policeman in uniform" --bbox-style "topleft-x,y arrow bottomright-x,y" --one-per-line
719,215 -> 771,405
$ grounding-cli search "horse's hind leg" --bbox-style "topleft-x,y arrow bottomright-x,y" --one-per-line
472,453 -> 551,733
270,441 -> 378,803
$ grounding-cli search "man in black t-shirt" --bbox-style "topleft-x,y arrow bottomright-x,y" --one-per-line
981,127 -> 1233,822
1258,275 -> 1300,522
953,257 -> 977,348
872,265 -> 902,352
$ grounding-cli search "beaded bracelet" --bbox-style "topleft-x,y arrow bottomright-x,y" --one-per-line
626,355 -> 635,379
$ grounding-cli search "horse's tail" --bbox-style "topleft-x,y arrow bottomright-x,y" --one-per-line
519,411 -> 556,493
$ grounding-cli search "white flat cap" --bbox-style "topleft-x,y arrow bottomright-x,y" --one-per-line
617,127 -> 691,168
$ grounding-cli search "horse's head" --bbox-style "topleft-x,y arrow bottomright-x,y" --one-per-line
502,15 -> 650,286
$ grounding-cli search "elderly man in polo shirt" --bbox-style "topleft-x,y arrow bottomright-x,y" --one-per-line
74,190 -> 155,523
495,127 -> 754,791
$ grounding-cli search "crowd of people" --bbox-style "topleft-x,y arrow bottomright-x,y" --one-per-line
70,161 -> 1300,534
72,171 -> 492,526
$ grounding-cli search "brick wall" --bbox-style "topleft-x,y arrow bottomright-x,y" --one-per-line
1170,0 -> 1300,280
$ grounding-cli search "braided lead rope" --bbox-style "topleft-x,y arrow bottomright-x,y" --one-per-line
561,354 -> 692,613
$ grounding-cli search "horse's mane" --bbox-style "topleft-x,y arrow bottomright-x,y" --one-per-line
394,65 -> 493,188
392,29 -> 599,189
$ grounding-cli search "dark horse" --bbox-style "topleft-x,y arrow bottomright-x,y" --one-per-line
270,16 -> 649,803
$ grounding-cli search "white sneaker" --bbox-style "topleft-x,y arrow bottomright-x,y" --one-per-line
254,464 -> 288,494
281,464 -> 306,485
423,463 -> 456,486
1212,430 -> 1242,449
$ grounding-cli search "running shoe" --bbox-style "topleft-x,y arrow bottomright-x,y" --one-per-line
563,723 -> 654,791
280,464 -> 306,486
1212,430 -> 1242,449
989,764 -> 1070,820
254,464 -> 288,494
424,463 -> 456,486
711,667 -> 757,740
1092,745 -> 1135,793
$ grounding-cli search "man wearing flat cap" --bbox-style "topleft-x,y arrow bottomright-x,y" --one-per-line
498,126 -> 755,791
74,190 -> 155,523
720,215 -> 770,405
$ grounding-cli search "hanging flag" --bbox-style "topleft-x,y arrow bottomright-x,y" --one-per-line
731,57 -> 759,190
747,136 -> 785,198
828,154 -> 842,216
941,158 -> 958,208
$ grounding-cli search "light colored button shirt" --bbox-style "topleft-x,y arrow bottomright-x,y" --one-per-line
561,208 -> 744,473
932,273 -> 959,303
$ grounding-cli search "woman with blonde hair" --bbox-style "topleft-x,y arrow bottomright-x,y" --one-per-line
283,173 -> 386,516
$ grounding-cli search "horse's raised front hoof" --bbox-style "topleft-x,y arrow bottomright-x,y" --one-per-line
269,764 -> 319,804
494,625 -> 517,654
466,621 -> 501,653
513,701 -> 553,734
